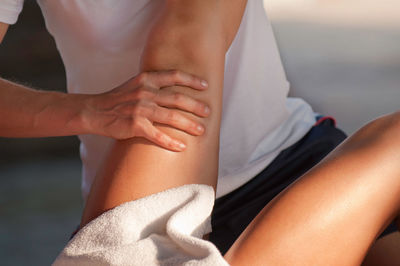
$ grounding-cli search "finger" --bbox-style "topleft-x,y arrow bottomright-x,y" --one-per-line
155,90 -> 210,117
150,106 -> 205,136
138,118 -> 187,152
148,70 -> 209,91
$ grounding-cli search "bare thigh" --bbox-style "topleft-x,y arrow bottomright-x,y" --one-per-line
225,112 -> 400,266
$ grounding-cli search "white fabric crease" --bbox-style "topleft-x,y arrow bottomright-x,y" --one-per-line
53,184 -> 228,266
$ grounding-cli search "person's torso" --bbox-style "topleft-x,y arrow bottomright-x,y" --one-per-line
37,0 -> 316,199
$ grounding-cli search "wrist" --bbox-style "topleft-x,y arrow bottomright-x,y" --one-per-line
55,92 -> 96,136
24,90 -> 91,137
73,93 -> 99,136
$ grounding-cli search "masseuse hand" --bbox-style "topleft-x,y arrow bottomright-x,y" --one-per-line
84,70 -> 210,151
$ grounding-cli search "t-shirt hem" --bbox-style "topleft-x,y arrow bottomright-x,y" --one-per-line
0,5 -> 23,24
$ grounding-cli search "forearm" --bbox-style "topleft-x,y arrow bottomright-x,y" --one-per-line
81,1 -> 247,225
0,78 -> 88,137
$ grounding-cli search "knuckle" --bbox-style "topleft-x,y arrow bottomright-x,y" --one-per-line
130,104 -> 142,116
173,93 -> 185,104
136,72 -> 148,84
131,119 -> 142,133
146,100 -> 157,110
132,118 -> 140,128
148,102 -> 157,117
166,111 -> 177,123
134,88 -> 149,99
171,70 -> 182,80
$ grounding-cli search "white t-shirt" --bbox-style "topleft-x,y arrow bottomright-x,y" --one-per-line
1,0 -> 316,199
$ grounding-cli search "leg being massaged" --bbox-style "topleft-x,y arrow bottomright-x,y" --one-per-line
80,0 -> 247,227
77,1 -> 399,265
80,103 -> 400,266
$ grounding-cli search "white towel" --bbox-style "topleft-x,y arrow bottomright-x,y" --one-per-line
53,184 -> 229,266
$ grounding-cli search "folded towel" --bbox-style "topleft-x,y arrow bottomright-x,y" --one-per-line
53,184 -> 229,266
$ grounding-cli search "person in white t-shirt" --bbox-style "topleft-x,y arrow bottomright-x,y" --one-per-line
0,0 -> 398,263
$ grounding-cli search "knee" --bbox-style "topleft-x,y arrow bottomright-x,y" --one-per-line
368,111 -> 400,136
357,111 -> 400,147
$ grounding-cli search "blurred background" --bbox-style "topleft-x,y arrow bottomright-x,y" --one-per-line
0,1 -> 82,265
264,0 -> 400,133
0,0 -> 399,265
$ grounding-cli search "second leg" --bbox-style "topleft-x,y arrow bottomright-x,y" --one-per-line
225,112 -> 400,266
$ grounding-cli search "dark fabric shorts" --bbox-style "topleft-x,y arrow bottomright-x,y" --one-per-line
209,116 -> 398,254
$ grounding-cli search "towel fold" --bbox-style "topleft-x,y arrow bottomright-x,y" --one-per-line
53,184 -> 229,266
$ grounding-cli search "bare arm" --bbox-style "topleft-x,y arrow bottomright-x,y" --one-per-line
0,23 -> 88,138
1,17 -> 212,148
0,78 -> 88,137
0,72 -> 211,150
81,0 -> 247,226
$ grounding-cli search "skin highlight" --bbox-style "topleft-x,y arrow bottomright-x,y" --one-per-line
225,112 -> 400,265
2,3 -> 399,265
77,1 -> 400,265
0,71 -> 210,151
80,0 -> 248,227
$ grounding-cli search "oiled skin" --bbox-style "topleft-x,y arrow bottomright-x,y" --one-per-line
20,2 -> 396,265
80,0 -> 247,226
225,112 -> 400,266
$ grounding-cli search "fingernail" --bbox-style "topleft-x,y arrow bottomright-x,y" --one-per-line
201,80 -> 208,88
197,125 -> 204,133
178,142 -> 186,150
204,106 -> 210,115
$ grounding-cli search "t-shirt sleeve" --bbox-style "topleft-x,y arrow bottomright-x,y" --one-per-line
0,0 -> 24,25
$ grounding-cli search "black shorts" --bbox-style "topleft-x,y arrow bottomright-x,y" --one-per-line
209,116 -> 398,254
